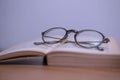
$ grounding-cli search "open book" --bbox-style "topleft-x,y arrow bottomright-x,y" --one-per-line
0,37 -> 120,67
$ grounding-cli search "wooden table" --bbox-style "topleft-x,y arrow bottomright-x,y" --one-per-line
0,64 -> 120,80
0,49 -> 120,80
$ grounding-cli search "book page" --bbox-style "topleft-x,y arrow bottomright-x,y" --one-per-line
49,37 -> 120,55
47,37 -> 120,67
0,38 -> 57,59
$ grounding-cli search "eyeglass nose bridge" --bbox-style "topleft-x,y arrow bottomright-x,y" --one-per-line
67,29 -> 77,34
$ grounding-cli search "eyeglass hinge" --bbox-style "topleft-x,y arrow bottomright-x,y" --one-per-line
103,38 -> 110,43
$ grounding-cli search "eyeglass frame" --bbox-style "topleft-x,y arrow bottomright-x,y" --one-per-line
34,27 -> 110,51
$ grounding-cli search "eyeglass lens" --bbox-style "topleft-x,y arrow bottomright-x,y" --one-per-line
75,30 -> 103,48
42,27 -> 104,48
43,28 -> 66,43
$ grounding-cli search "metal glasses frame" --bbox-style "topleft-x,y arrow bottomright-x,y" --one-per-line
34,27 -> 110,51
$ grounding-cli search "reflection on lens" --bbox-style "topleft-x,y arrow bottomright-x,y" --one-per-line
76,30 -> 103,48
43,28 -> 66,42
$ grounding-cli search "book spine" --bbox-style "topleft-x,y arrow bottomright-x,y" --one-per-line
43,55 -> 48,65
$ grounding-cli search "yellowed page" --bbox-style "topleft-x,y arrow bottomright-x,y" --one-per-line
0,38 -> 55,60
49,37 -> 120,55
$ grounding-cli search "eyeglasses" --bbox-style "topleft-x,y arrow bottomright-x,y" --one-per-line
34,27 -> 110,51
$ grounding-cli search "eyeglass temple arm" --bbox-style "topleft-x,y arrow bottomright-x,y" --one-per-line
33,36 -> 110,51
43,35 -> 110,43
34,36 -> 109,45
